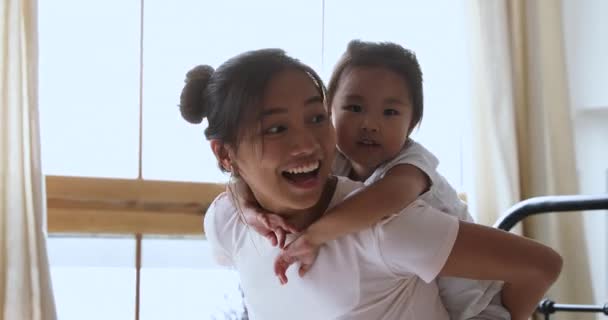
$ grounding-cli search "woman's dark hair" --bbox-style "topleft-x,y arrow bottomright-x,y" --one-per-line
327,40 -> 424,130
179,49 -> 326,172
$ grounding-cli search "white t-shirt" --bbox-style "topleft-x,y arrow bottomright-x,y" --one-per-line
204,177 -> 459,320
334,140 -> 510,320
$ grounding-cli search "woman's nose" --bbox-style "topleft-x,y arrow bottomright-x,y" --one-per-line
289,129 -> 320,157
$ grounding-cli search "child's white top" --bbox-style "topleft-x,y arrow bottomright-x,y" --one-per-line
333,140 -> 510,320
204,177 -> 459,320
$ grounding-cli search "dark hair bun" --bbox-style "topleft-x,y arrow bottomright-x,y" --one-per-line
179,65 -> 214,124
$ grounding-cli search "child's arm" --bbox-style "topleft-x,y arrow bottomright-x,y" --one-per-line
274,164 -> 430,283
308,163 -> 430,244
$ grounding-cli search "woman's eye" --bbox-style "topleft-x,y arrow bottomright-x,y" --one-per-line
311,114 -> 326,124
344,105 -> 363,113
384,109 -> 400,116
264,125 -> 286,135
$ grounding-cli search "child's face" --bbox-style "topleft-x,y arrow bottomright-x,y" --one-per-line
331,66 -> 414,174
233,69 -> 336,213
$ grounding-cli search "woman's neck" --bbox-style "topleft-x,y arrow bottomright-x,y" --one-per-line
272,176 -> 338,231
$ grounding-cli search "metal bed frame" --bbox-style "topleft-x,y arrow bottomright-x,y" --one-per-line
493,194 -> 608,319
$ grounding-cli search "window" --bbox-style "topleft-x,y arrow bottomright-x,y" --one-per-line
48,237 -> 136,320
39,0 -> 141,178
47,236 -> 243,320
140,238 -> 243,319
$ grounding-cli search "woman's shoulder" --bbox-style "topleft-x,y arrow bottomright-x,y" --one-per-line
203,192 -> 244,252
205,192 -> 237,224
203,192 -> 244,266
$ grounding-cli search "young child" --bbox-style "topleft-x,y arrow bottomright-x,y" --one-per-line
238,40 -> 511,320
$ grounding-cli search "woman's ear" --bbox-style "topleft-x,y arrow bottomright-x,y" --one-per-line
210,140 -> 233,172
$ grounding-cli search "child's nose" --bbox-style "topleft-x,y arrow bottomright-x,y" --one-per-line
361,117 -> 379,132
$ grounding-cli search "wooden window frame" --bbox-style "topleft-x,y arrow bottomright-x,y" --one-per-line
46,175 -> 224,235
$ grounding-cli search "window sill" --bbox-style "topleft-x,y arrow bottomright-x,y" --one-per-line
46,176 -> 224,235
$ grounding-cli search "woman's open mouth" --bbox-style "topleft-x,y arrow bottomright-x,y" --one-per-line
282,161 -> 321,189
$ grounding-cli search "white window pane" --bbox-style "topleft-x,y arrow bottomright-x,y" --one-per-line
39,0 -> 140,178
48,236 -> 136,320
140,237 -> 243,319
141,0 -> 323,183
324,0 -> 472,189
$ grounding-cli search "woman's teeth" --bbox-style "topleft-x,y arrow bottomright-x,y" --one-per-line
284,161 -> 320,174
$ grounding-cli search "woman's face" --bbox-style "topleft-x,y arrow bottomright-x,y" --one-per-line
233,69 -> 336,214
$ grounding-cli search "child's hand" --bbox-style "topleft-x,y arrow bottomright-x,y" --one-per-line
226,179 -> 299,248
242,207 -> 298,248
273,233 -> 321,285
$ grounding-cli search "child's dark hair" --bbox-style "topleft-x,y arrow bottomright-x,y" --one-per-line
179,48 -> 326,172
327,40 -> 424,129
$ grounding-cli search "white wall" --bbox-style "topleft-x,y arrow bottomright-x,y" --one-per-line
562,0 -> 608,311
562,0 -> 608,110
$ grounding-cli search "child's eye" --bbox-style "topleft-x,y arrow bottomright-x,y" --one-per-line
384,109 -> 400,116
343,105 -> 363,113
263,125 -> 286,135
311,114 -> 327,124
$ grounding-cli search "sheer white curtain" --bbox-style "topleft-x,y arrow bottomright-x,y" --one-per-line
468,0 -> 594,318
1,0 -> 57,318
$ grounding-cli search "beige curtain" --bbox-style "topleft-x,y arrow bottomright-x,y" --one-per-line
468,0 -> 594,319
1,0 -> 57,319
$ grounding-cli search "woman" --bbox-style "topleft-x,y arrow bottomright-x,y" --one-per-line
180,49 -> 562,320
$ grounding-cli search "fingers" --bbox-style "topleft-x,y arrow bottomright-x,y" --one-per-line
276,228 -> 286,249
257,213 -> 272,230
298,263 -> 311,277
265,231 -> 278,247
283,235 -> 313,257
266,214 -> 300,234
283,235 -> 319,278
274,253 -> 296,285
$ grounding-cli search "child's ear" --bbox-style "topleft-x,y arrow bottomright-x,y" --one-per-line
210,140 -> 234,172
